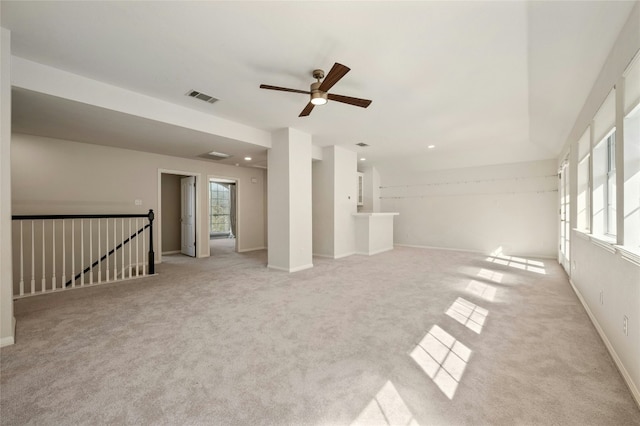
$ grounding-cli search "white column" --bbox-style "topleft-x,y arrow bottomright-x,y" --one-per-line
267,128 -> 313,272
0,28 -> 15,347
312,145 -> 357,259
332,146 -> 357,258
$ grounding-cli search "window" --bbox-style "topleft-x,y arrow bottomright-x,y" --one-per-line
209,182 -> 231,234
560,161 -> 570,262
593,130 -> 616,237
623,103 -> 640,249
606,134 -> 616,236
576,128 -> 590,231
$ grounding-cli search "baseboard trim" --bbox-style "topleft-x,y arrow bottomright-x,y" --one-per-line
569,279 -> 640,409
312,253 -> 333,259
395,243 -> 556,259
334,251 -> 355,259
162,250 -> 180,255
0,317 -> 16,347
313,252 -> 355,259
238,246 -> 266,253
267,263 -> 314,273
355,247 -> 394,256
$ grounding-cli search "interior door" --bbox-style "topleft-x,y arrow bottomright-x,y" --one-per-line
181,176 -> 196,257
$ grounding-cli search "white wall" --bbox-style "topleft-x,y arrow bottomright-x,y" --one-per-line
312,157 -> 334,257
11,134 -> 267,257
0,28 -> 15,347
571,234 -> 640,402
379,159 -> 558,258
558,2 -> 640,405
360,165 -> 381,213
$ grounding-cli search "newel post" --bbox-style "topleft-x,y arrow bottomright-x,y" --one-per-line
148,209 -> 155,274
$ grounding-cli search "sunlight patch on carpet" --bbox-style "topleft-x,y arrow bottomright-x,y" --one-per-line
485,248 -> 546,274
477,268 -> 504,283
351,381 -> 420,426
465,280 -> 497,301
410,325 -> 471,399
446,297 -> 489,334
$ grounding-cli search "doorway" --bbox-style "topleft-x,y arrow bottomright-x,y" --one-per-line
209,177 -> 238,255
159,170 -> 199,260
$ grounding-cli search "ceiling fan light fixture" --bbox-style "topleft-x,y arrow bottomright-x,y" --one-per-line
310,91 -> 328,106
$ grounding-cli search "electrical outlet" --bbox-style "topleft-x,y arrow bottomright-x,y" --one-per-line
623,316 -> 628,336
134,199 -> 142,206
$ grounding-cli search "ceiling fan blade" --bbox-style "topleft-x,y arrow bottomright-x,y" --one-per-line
299,102 -> 315,117
260,84 -> 311,95
327,93 -> 372,108
318,63 -> 350,92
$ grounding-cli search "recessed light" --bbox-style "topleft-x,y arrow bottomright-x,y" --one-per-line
360,157 -> 366,161
244,156 -> 252,161
428,145 -> 435,149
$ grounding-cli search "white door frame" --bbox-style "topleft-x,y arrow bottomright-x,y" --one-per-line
181,176 -> 197,257
157,169 -> 202,263
208,174 -> 239,254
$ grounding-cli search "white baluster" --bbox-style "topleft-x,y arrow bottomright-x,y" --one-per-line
98,219 -> 102,284
81,219 -> 85,286
113,218 -> 117,280
62,220 -> 66,288
128,218 -> 132,278
30,221 -> 35,294
142,221 -> 146,276
52,220 -> 56,290
19,222 -> 24,296
121,218 -> 125,280
136,218 -> 139,277
41,221 -> 46,292
71,220 -> 75,288
106,219 -> 110,282
89,219 -> 93,284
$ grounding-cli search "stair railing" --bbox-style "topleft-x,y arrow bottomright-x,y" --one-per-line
11,210 -> 155,298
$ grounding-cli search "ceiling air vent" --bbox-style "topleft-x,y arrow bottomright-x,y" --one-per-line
186,90 -> 219,104
356,142 -> 369,147
204,151 -> 232,160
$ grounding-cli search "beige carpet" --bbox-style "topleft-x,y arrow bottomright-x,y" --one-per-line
1,246 -> 639,425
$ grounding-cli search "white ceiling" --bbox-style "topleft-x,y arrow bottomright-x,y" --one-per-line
1,1 -> 637,172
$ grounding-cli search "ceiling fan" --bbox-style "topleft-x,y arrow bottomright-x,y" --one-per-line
259,62 -> 372,117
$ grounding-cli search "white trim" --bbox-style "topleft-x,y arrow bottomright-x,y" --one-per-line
267,263 -> 314,273
396,243 -> 483,254
312,253 -> 334,259
0,317 -> 16,347
395,243 -> 557,259
590,234 -> 617,253
569,279 -> 640,409
355,247 -> 394,256
237,246 -> 265,253
334,251 -> 356,259
157,169 -> 202,263
162,250 -> 181,255
616,246 -> 640,267
573,228 -> 591,241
